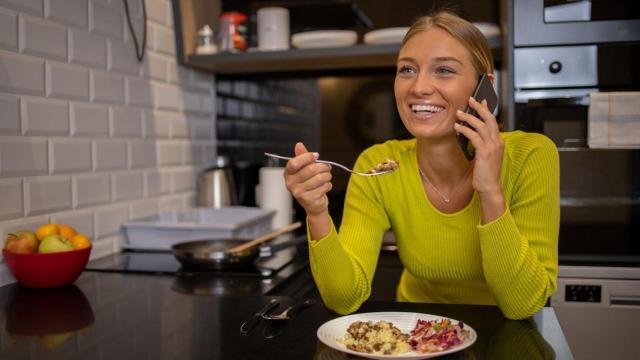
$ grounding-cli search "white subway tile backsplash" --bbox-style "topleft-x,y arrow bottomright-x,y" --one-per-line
154,25 -> 175,56
89,1 -> 123,39
158,195 -> 185,212
89,236 -> 116,259
142,52 -> 167,81
0,136 -> 47,177
45,0 -> 88,29
108,39 -> 141,75
189,117 -> 213,140
46,61 -> 90,100
69,28 -> 107,68
111,106 -> 142,137
70,102 -> 109,136
126,77 -> 153,108
171,168 -> 194,192
200,94 -> 214,113
184,143 -> 203,165
191,71 -> 212,92
21,96 -> 69,135
145,170 -> 170,196
19,14 -> 67,60
145,0 -> 169,26
157,141 -> 182,166
94,203 -> 128,238
154,83 -> 182,111
49,138 -> 92,174
0,50 -> 45,95
73,173 -> 110,208
0,93 -> 20,135
203,144 -> 216,166
0,0 -> 43,17
50,208 -> 94,238
182,91 -> 200,113
170,115 -> 188,138
0,0 -> 216,279
24,175 -> 72,216
93,139 -> 127,170
129,140 -> 157,168
112,171 -> 144,201
90,70 -> 125,104
129,199 -> 158,221
0,7 -> 18,51
143,111 -> 171,138
0,179 -> 23,220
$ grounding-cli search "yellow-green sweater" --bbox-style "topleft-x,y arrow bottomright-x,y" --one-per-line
308,131 -> 560,320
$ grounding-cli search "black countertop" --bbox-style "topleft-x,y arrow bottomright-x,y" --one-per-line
0,263 -> 575,360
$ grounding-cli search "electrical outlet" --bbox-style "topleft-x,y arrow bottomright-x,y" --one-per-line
565,284 -> 602,303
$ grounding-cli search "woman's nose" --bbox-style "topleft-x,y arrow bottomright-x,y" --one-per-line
411,73 -> 435,95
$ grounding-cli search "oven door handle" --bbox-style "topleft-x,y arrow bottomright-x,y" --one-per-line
527,95 -> 591,107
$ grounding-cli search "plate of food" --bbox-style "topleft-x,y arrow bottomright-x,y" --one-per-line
317,312 -> 476,360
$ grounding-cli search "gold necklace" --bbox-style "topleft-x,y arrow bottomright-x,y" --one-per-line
418,164 -> 473,204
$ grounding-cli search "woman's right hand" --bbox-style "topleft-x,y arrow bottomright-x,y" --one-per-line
284,142 -> 333,217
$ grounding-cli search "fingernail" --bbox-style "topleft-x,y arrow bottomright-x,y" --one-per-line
456,109 -> 463,114
482,99 -> 487,105
312,152 -> 319,159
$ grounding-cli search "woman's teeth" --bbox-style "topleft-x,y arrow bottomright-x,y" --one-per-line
411,104 -> 444,113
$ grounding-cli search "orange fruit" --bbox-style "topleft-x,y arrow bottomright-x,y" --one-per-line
69,234 -> 91,250
58,224 -> 77,240
36,224 -> 59,241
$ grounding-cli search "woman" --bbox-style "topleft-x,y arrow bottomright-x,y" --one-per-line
284,10 -> 559,320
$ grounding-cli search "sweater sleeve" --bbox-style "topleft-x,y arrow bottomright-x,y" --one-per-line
308,147 -> 391,315
478,134 -> 560,319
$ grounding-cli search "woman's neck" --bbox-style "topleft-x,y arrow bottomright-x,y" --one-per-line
416,136 -> 472,185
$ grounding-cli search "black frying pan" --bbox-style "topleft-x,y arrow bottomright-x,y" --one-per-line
171,223 -> 304,270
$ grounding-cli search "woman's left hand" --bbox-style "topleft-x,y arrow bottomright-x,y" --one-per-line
454,97 -> 504,197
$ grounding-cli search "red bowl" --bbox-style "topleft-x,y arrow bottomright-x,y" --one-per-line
2,247 -> 92,288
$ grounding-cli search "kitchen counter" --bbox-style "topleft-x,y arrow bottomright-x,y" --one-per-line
0,267 -> 576,359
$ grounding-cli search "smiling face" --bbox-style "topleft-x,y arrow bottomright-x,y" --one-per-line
394,27 -> 479,141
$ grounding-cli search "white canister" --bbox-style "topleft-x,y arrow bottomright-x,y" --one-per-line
255,167 -> 293,229
257,7 -> 290,51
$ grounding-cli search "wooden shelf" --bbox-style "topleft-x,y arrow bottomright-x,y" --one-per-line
186,37 -> 502,76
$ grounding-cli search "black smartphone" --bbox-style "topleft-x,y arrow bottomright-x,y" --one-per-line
456,74 -> 499,160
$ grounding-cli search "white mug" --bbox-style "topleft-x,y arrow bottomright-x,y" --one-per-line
257,7 -> 289,51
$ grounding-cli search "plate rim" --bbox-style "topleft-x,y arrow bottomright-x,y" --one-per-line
316,311 -> 477,360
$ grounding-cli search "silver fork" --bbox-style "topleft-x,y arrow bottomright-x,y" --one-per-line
264,153 -> 396,177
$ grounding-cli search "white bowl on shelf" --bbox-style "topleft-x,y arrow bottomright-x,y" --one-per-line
291,30 -> 358,49
364,27 -> 409,45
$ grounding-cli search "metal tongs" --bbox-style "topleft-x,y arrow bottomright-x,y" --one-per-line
239,299 -> 279,334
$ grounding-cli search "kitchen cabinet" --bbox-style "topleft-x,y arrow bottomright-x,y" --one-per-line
171,0 -> 503,76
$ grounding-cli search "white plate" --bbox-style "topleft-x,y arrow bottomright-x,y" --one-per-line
364,27 -> 410,45
291,30 -> 358,49
317,312 -> 476,360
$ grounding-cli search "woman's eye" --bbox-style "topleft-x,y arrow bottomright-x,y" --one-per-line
397,65 -> 415,75
436,67 -> 455,75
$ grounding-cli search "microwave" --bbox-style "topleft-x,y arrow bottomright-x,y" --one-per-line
514,0 -> 640,47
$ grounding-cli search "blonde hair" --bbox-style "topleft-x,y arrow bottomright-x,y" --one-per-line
402,10 -> 493,76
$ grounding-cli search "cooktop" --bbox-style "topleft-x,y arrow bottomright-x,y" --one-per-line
85,249 -> 296,278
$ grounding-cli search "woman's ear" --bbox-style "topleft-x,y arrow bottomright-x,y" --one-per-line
487,73 -> 495,85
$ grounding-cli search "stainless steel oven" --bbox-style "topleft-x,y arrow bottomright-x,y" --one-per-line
514,0 -> 640,46
513,33 -> 640,308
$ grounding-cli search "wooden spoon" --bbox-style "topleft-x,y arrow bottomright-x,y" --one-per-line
226,222 -> 302,253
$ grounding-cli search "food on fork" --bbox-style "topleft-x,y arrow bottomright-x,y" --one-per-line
338,320 -> 411,355
367,159 -> 400,174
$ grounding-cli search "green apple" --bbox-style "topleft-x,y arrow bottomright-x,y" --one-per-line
4,230 -> 38,253
39,235 -> 74,253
